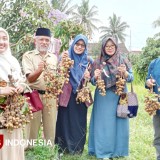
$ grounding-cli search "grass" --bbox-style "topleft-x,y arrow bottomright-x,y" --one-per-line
25,82 -> 156,160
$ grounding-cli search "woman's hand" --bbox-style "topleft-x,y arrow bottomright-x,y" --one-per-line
62,51 -> 69,59
16,85 -> 24,94
146,78 -> 155,88
118,64 -> 128,78
84,70 -> 90,79
94,69 -> 101,80
59,51 -> 69,67
118,64 -> 126,73
0,86 -> 17,96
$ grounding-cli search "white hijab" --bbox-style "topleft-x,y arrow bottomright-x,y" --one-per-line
0,28 -> 22,84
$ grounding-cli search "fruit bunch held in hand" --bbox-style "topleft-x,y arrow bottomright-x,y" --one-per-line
43,62 -> 64,109
94,68 -> 106,96
76,69 -> 92,103
76,84 -> 91,103
0,75 -> 33,133
59,51 -> 74,84
115,64 -> 127,96
43,52 -> 74,110
144,89 -> 160,116
96,77 -> 106,96
115,74 -> 126,95
2,94 -> 33,133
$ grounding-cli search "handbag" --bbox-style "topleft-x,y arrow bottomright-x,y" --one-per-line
127,83 -> 138,118
23,84 -> 43,112
117,93 -> 129,118
59,82 -> 72,107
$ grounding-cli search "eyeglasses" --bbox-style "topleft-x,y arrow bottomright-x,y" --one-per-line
0,36 -> 8,41
105,44 -> 115,49
75,43 -> 85,48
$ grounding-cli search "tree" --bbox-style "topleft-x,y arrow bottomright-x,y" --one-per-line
51,0 -> 77,15
152,17 -> 160,37
99,13 -> 129,43
54,20 -> 86,52
0,0 -> 67,60
71,0 -> 99,38
153,17 -> 160,28
0,0 -> 87,60
89,42 -> 101,59
134,37 -> 160,79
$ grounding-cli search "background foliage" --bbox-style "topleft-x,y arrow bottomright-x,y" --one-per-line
0,0 -> 54,60
54,20 -> 86,52
0,0 -> 86,60
133,36 -> 160,79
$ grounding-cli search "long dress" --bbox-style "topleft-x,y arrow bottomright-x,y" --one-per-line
88,87 -> 130,159
55,92 -> 87,154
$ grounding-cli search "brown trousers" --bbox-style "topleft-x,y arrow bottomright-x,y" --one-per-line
0,128 -> 24,160
24,94 -> 57,147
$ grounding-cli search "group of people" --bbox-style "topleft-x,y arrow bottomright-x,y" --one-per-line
0,26 -> 160,160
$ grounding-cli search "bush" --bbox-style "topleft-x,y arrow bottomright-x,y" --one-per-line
132,37 -> 160,79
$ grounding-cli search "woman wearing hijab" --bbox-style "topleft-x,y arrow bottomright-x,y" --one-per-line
55,34 -> 92,154
0,27 -> 25,160
88,37 -> 134,159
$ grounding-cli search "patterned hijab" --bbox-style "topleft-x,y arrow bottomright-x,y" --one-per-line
0,27 -> 22,83
94,36 -> 131,88
69,34 -> 88,93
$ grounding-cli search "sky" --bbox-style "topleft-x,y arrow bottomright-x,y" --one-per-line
71,0 -> 160,51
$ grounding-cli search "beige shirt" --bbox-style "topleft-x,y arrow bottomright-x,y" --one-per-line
22,49 -> 57,90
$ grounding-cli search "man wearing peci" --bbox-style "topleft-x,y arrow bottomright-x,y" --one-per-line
22,28 -> 57,147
